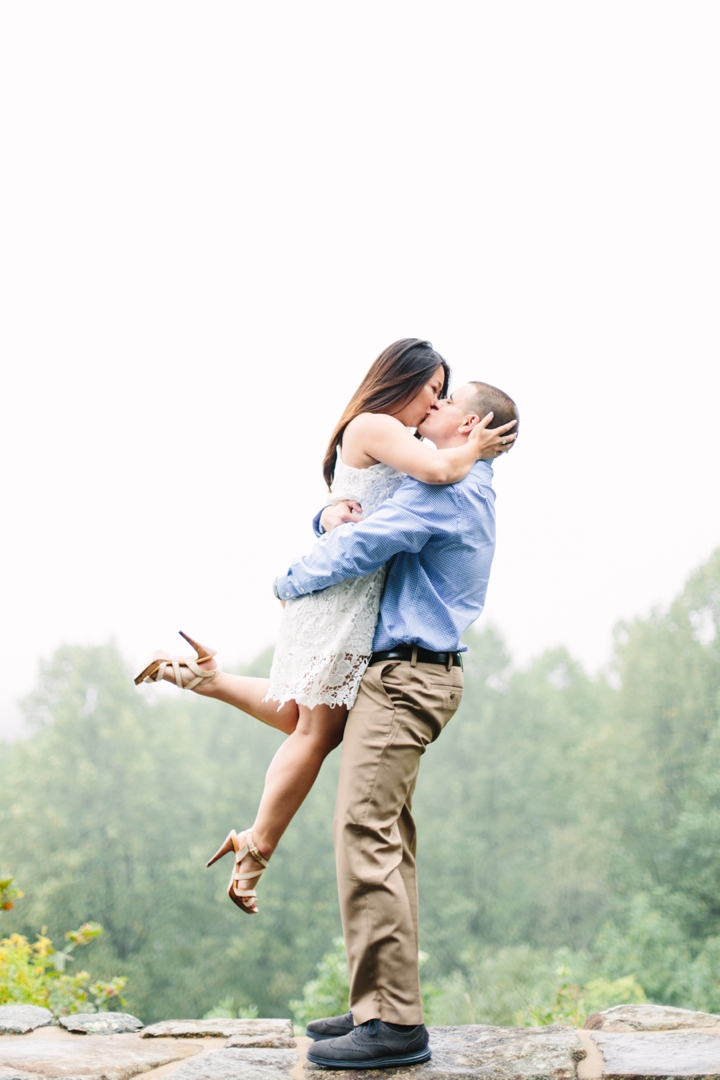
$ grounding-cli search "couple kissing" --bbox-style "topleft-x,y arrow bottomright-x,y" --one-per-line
135,337 -> 518,1069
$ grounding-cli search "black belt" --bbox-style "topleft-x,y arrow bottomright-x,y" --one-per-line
370,646 -> 463,669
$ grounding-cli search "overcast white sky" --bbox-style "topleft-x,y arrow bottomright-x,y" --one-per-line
1,2 -> 718,738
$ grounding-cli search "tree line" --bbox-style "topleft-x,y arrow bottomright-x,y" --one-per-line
1,548 -> 718,1024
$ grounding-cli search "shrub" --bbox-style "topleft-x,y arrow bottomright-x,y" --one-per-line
0,877 -> 126,1016
290,937 -> 349,1029
425,947 -> 647,1027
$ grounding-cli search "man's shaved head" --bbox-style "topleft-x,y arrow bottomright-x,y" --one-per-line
461,381 -> 519,433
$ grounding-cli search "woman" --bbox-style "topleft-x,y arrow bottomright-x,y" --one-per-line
135,339 -> 515,912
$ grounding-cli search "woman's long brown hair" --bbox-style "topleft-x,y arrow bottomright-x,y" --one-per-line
322,339 -> 450,488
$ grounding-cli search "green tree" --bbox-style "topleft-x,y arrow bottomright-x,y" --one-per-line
3,547 -> 720,1023
415,627 -> 611,977
0,643 -> 342,1021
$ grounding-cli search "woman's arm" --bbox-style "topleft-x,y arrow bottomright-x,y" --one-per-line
342,412 -> 516,484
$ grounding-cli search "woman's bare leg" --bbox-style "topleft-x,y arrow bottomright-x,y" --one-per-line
162,656 -> 299,735
232,702 -> 347,908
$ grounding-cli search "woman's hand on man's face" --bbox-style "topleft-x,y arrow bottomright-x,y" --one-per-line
469,414 -> 518,459
320,500 -> 363,534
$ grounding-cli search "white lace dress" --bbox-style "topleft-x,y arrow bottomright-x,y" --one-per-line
265,454 -> 404,711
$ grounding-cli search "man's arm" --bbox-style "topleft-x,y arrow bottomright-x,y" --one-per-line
276,480 -> 457,600
311,508 -> 326,538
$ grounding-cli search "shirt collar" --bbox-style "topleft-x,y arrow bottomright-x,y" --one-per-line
473,458 -> 495,480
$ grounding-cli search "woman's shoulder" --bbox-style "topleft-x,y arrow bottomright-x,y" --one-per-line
344,412 -> 404,437
342,412 -> 405,456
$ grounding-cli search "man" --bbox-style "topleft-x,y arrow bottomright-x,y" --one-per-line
274,381 -> 518,1069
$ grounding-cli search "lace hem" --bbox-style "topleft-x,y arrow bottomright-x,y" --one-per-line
265,651 -> 371,711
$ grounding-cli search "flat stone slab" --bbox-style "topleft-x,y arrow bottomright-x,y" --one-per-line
0,1034 -> 197,1080
57,1014 -> 144,1036
13,1018 -> 720,1080
305,1025 -> 586,1079
0,1009 -> 53,1036
168,1047 -> 297,1080
585,1003 -> 720,1032
142,1020 -> 293,1046
224,1031 -> 294,1050
589,1030 -> 720,1077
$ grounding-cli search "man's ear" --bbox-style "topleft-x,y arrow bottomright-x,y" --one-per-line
458,414 -> 481,434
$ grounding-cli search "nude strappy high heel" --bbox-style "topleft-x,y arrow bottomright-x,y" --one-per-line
206,829 -> 270,915
134,631 -> 219,689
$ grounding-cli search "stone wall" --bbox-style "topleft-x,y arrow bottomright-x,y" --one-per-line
3,1004 -> 720,1079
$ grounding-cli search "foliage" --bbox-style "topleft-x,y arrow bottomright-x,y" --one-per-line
0,876 -> 23,911
415,634 -> 612,966
289,937 -> 647,1029
527,971 -> 646,1028
424,946 -> 647,1027
0,916 -> 126,1015
202,997 -> 258,1020
0,644 -> 341,1022
1,547 -> 720,1023
289,937 -> 349,1027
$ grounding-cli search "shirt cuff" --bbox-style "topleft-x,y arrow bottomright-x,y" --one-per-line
312,508 -> 328,537
274,574 -> 300,601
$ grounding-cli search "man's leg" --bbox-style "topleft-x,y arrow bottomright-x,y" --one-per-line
334,659 -> 463,1025
397,789 -> 420,959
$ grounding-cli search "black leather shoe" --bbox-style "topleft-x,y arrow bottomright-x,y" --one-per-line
306,1019 -> 431,1068
305,1011 -> 354,1041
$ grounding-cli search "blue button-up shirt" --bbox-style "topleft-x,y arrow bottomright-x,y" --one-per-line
274,459 -> 497,653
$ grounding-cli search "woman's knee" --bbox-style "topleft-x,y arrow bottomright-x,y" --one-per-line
294,720 -> 344,754
323,726 -> 345,753
307,726 -> 344,752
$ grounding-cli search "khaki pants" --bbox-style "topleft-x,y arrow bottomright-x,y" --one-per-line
334,659 -> 463,1025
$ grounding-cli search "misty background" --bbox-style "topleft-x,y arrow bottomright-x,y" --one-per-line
2,2 -> 718,740
2,0 -> 720,1029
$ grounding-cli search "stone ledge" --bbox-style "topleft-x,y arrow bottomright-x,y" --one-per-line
304,1025 -> 585,1080
6,1008 -> 720,1079
168,1047 -> 297,1080
0,1033 -> 198,1080
58,1014 -> 144,1036
585,1003 -> 720,1032
0,1009 -> 53,1037
142,1020 -> 293,1047
586,1030 -> 720,1079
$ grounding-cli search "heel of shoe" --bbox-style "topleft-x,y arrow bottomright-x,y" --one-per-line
134,651 -> 171,686
206,830 -> 238,868
179,631 -> 216,663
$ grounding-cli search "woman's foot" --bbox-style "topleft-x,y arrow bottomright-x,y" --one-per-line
160,652 -> 218,686
206,828 -> 272,914
182,653 -> 221,694
134,633 -> 219,691
231,829 -> 273,914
